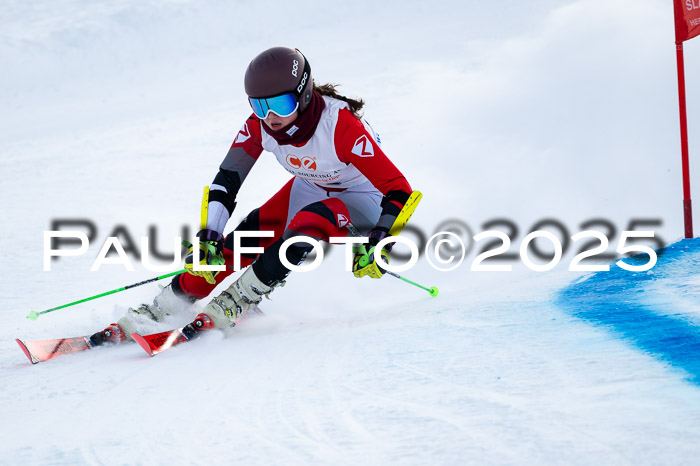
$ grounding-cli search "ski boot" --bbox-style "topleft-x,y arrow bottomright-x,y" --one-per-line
202,265 -> 281,328
118,283 -> 198,339
128,283 -> 196,322
181,313 -> 216,339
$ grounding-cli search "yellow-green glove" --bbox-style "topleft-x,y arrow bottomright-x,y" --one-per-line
352,244 -> 390,279
184,229 -> 225,285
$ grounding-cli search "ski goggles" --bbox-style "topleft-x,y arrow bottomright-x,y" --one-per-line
248,93 -> 299,119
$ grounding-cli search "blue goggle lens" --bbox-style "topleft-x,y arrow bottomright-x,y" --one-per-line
249,94 -> 299,119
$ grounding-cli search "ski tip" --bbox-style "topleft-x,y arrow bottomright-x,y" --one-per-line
15,339 -> 38,364
131,333 -> 154,357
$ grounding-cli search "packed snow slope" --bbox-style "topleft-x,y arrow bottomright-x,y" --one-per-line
2,0 -> 700,464
559,239 -> 700,386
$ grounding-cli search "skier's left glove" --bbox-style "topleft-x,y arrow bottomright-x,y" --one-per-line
352,245 -> 390,279
352,227 -> 391,279
184,229 -> 225,285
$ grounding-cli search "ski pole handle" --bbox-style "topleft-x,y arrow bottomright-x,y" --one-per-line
26,269 -> 186,321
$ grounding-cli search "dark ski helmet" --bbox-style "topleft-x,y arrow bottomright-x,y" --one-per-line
244,47 -> 313,114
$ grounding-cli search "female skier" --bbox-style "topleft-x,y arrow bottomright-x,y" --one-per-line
99,46 -> 413,342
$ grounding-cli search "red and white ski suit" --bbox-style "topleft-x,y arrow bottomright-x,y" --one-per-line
177,95 -> 412,298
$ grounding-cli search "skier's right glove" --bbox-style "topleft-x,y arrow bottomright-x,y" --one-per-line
184,229 -> 225,285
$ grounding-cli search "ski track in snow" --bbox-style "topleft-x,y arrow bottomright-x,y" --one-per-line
3,266 -> 700,464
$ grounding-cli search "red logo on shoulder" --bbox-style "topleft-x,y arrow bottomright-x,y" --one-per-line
351,135 -> 374,157
235,123 -> 250,144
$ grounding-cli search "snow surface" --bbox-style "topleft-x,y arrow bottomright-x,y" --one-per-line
2,0 -> 700,464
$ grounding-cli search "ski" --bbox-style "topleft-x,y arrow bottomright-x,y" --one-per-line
17,307 -> 264,363
15,324 -> 124,364
16,336 -> 93,364
132,307 -> 264,357
131,319 -> 208,356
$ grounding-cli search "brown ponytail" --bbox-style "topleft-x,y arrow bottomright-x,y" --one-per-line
313,83 -> 365,118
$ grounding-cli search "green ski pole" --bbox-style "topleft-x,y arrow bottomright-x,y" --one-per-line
384,271 -> 439,297
346,222 -> 438,298
26,269 -> 186,320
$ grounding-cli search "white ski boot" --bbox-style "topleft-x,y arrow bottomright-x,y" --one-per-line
203,266 -> 279,328
118,284 -> 196,338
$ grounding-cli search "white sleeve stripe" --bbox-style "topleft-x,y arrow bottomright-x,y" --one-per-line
206,201 -> 230,234
210,184 -> 227,192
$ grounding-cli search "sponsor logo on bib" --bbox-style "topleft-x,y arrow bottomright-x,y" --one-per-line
286,154 -> 317,171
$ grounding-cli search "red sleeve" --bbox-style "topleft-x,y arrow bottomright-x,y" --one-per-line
230,114 -> 264,160
334,109 -> 411,204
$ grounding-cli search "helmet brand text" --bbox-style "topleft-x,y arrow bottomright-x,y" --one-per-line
297,72 -> 308,93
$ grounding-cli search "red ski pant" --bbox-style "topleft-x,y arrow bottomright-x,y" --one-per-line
175,178 -> 380,299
